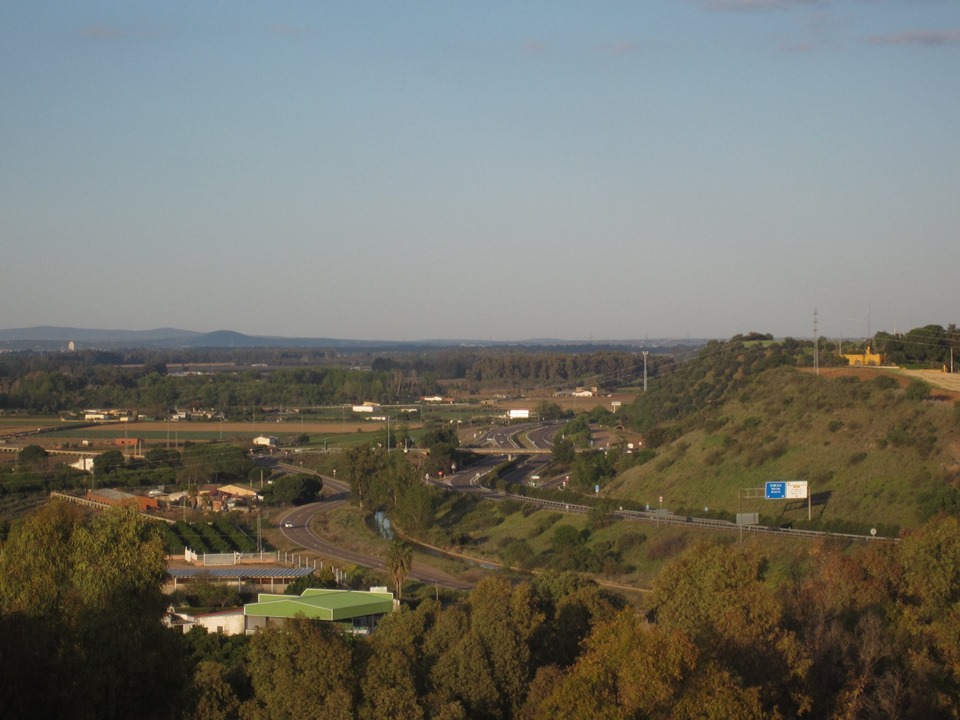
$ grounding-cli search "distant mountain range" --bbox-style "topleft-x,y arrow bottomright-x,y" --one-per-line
0,326 -> 708,352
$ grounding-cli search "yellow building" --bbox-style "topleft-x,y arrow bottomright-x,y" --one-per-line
842,344 -> 884,367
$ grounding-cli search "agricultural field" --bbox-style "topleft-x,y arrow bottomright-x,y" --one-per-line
0,415 -> 68,437
163,517 -> 264,555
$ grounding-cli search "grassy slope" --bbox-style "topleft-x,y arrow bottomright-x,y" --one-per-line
426,492 -> 822,594
607,365 -> 960,529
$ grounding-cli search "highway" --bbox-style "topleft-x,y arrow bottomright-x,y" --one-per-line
269,420 -> 894,595
273,462 -> 472,591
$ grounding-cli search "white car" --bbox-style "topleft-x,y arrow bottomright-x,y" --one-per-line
282,521 -> 294,528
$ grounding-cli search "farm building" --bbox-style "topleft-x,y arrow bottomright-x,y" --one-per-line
84,409 -> 134,422
218,484 -> 260,500
352,402 -> 381,413
163,588 -> 395,636
86,488 -> 158,512
244,588 -> 395,634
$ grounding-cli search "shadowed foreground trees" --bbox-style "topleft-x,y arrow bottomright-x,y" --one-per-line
8,501 -> 960,719
0,501 -> 187,720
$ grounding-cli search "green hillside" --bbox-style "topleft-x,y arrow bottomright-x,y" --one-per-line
609,340 -> 960,532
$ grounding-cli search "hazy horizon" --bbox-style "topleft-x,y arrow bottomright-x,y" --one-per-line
3,2 -> 958,342
0,322 -> 904,346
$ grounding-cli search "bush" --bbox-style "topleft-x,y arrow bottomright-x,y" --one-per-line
873,375 -> 898,390
905,379 -> 931,401
848,451 -> 868,466
500,539 -> 536,570
645,532 -> 689,561
615,531 -> 647,553
499,499 -> 523,516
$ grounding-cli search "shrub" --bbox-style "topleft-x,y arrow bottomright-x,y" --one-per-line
500,539 -> 536,571
645,532 -> 689,561
873,375 -> 897,390
848,451 -> 867,466
616,531 -> 647,553
499,499 -> 523,516
905,379 -> 931,401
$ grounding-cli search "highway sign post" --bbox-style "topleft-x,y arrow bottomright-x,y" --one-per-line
764,481 -> 786,500
765,480 -> 811,520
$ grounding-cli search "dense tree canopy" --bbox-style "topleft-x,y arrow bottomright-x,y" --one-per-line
266,474 -> 322,506
0,346 -> 669,414
9,499 -> 960,718
0,502 -> 186,719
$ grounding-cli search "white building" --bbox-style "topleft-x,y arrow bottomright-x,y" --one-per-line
352,402 -> 381,413
70,457 -> 95,473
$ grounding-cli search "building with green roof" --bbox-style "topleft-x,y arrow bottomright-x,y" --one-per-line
244,588 -> 395,634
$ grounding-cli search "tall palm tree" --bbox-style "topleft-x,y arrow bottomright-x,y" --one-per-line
386,540 -> 413,601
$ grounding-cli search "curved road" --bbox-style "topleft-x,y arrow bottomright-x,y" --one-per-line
268,422 -> 563,591
273,464 -> 472,591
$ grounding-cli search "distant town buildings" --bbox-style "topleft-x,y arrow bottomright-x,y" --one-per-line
84,409 -> 135,422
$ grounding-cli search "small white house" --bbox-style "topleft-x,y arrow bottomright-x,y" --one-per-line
253,435 -> 280,448
70,457 -> 95,473
166,608 -> 246,636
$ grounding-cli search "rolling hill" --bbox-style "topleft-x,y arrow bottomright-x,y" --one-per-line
609,341 -> 960,532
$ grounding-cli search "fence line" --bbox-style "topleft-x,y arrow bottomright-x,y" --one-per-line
200,550 -> 279,566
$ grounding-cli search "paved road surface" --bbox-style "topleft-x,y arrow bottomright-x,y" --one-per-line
274,466 -> 472,591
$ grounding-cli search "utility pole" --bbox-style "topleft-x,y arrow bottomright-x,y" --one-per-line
813,308 -> 819,376
642,351 -> 649,392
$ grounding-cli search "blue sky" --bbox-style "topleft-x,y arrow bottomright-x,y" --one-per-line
2,1 -> 957,341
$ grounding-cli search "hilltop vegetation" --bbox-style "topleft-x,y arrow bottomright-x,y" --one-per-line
612,337 -> 960,531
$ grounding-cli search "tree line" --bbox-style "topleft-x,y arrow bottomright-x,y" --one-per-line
0,347 -> 672,415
